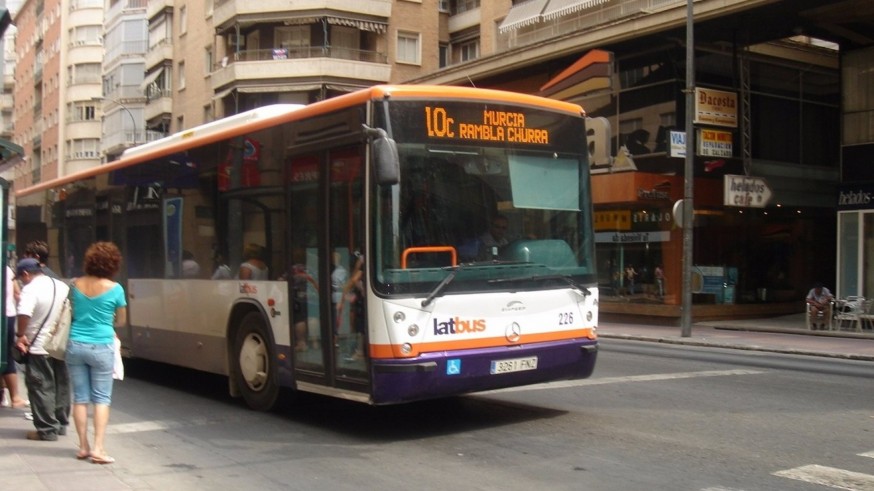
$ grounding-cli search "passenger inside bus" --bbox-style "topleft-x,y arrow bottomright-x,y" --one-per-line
237,243 -> 269,280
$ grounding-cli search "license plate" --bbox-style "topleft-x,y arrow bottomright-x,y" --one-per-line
490,356 -> 538,374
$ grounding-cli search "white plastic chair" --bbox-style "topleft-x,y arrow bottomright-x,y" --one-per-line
806,301 -> 832,330
834,296 -> 865,332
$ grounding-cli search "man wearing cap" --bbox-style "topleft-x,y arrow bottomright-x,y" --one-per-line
14,257 -> 71,441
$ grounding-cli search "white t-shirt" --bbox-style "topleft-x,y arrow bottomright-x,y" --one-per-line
5,266 -> 16,317
17,274 -> 70,355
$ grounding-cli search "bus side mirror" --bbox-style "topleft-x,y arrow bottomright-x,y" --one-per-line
364,125 -> 399,186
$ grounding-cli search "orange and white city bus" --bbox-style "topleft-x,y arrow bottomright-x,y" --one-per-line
15,85 -> 598,410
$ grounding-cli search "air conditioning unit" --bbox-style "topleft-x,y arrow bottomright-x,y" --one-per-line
227,34 -> 245,48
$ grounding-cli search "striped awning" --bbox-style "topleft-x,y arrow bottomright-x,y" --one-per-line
326,17 -> 387,33
542,0 -> 610,21
499,0 -> 550,33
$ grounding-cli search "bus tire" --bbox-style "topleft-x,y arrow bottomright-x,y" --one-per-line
233,312 -> 279,411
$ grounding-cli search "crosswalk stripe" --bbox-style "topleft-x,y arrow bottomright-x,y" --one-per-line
482,369 -> 765,394
860,451 -> 874,459
773,464 -> 874,490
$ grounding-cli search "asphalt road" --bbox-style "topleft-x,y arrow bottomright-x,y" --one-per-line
78,338 -> 874,491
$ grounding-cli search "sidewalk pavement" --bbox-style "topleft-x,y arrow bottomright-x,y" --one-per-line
599,313 -> 874,361
2,313 -> 874,490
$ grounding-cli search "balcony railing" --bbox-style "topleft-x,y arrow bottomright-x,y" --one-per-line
219,46 -> 388,68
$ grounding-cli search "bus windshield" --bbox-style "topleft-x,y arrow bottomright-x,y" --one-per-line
374,100 -> 595,296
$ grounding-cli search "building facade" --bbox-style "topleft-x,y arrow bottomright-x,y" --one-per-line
7,0 -> 873,321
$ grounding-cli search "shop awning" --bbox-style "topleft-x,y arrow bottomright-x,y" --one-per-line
0,138 -> 24,161
140,68 -> 164,92
542,0 -> 610,21
499,0 -> 550,33
0,9 -> 11,37
212,87 -> 235,100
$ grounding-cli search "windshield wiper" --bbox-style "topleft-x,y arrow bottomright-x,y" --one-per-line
489,274 -> 591,297
421,263 -> 465,307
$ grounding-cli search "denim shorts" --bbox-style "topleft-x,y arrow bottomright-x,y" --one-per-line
66,340 -> 115,405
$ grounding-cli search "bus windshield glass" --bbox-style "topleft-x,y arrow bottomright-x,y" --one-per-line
374,99 -> 595,296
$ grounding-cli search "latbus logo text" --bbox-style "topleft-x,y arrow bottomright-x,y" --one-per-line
433,317 -> 486,335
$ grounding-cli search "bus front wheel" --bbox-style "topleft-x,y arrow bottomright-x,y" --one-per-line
233,312 -> 279,411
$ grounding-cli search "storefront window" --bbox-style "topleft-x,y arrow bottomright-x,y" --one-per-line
838,212 -> 859,297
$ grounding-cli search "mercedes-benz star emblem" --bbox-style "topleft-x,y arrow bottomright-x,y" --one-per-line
506,322 -> 521,343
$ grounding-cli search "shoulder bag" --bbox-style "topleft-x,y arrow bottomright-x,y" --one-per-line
44,280 -> 73,360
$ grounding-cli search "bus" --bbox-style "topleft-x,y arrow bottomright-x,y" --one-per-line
15,85 -> 598,410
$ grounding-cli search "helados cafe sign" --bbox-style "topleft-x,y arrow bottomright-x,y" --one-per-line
838,185 -> 874,211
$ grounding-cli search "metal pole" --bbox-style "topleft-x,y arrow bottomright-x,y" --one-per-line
681,0 -> 695,337
93,97 -> 138,144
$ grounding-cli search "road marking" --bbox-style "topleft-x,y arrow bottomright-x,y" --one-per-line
483,369 -> 765,394
773,464 -> 874,490
108,417 -> 238,435
861,451 -> 874,459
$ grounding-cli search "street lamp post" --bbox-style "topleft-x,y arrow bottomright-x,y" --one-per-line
92,96 -> 137,145
681,0 -> 695,337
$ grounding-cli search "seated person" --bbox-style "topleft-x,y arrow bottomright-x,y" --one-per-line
806,282 -> 834,330
480,215 -> 510,248
476,215 -> 510,260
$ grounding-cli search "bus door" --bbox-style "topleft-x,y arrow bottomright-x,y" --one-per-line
288,146 -> 369,389
328,147 -> 368,382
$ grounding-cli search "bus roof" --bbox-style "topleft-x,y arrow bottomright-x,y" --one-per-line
15,85 -> 585,198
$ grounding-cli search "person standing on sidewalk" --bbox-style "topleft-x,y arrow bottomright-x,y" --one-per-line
24,240 -> 59,279
66,242 -> 127,464
14,257 -> 71,441
2,264 -> 27,409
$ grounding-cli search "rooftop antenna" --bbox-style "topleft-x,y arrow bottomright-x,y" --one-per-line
467,75 -> 476,88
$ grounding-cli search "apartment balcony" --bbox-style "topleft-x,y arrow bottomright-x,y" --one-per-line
497,0 -> 685,52
66,120 -> 102,140
144,91 -> 172,123
213,0 -> 391,31
145,39 -> 173,71
448,6 -> 481,33
101,128 -> 144,157
212,47 -> 391,92
147,0 -> 173,21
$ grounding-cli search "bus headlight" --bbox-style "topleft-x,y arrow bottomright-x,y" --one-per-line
408,324 -> 420,336
393,311 -> 406,323
586,311 -> 593,322
401,343 -> 412,355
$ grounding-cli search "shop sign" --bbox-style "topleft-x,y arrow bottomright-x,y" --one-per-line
692,265 -> 725,294
694,88 -> 738,128
595,230 -> 670,243
670,131 -> 686,158
698,129 -> 733,157
837,185 -> 874,210
723,174 -> 771,208
593,210 -> 631,231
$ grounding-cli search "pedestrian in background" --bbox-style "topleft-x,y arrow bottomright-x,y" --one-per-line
1,264 -> 27,409
14,258 -> 71,441
24,240 -> 59,279
66,242 -> 127,464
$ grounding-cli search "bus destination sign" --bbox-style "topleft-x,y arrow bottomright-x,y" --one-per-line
424,106 -> 550,144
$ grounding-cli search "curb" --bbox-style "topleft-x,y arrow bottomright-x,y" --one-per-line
598,333 -> 874,362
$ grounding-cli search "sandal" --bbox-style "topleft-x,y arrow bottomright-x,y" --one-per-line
91,455 -> 116,465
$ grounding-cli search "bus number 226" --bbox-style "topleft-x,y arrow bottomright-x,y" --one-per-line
558,312 -> 574,325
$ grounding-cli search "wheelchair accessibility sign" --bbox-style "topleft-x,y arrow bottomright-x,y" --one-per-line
446,359 -> 461,375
